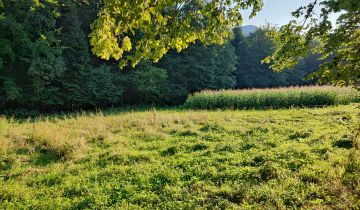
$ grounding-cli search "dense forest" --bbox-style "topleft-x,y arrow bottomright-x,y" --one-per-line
0,1 -> 322,112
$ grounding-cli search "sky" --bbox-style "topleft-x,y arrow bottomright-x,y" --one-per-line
242,0 -> 340,27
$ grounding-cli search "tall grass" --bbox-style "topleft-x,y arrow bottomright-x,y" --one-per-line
184,86 -> 360,109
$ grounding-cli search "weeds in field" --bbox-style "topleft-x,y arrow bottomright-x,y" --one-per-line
0,105 -> 359,209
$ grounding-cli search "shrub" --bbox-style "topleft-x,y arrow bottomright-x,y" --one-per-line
183,86 -> 360,109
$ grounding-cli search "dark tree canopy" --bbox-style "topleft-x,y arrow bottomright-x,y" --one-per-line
231,26 -> 320,88
0,0 -> 347,114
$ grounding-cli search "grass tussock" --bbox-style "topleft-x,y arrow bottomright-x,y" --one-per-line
184,86 -> 360,109
0,105 -> 359,209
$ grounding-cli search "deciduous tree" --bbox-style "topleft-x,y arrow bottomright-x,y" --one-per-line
263,0 -> 360,88
90,0 -> 263,68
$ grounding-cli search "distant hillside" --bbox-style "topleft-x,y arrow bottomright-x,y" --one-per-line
241,25 -> 258,35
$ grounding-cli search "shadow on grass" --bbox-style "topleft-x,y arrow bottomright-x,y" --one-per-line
3,105 -> 181,124
32,149 -> 62,167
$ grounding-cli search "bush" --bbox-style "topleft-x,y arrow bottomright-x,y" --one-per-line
183,86 -> 360,109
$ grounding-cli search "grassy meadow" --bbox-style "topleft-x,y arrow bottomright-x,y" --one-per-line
1,104 -> 360,209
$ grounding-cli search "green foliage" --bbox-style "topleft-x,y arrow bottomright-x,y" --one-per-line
231,26 -> 322,88
233,26 -> 287,88
156,42 -> 237,104
0,37 -> 13,71
0,0 -> 346,113
0,0 -> 239,111
183,86 -> 360,109
88,65 -> 124,107
0,0 -> 124,111
2,78 -> 21,101
89,0 -> 264,68
125,62 -> 168,104
0,0 -> 66,109
263,0 -> 360,88
59,2 -> 123,109
0,105 -> 359,208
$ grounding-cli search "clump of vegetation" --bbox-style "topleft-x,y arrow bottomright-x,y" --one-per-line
184,86 -> 360,109
0,105 -> 359,209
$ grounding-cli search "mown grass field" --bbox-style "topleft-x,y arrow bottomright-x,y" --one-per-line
1,105 -> 360,209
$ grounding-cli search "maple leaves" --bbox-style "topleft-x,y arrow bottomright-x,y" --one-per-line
89,0 -> 263,68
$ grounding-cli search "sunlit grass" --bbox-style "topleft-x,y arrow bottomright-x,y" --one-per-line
0,105 -> 359,209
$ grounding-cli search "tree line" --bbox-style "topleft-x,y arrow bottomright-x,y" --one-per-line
0,1 -> 322,113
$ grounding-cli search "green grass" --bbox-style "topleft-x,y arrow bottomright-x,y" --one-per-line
0,105 -> 360,209
184,86 -> 360,109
